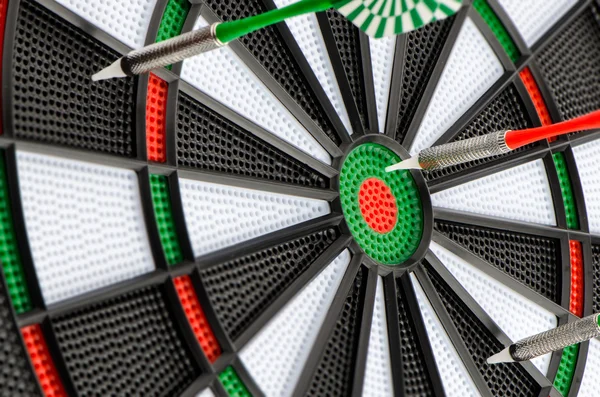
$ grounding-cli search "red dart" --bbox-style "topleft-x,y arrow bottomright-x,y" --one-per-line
387,110 -> 600,172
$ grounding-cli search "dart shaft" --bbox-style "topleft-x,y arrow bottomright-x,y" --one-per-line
417,130 -> 510,171
511,314 -> 600,362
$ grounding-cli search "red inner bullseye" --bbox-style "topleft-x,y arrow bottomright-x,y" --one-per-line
358,178 -> 398,234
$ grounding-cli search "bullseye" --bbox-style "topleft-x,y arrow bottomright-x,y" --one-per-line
358,178 -> 397,234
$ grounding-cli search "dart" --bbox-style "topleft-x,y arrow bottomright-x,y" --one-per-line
92,0 -> 462,81
386,109 -> 600,173
487,313 -> 600,365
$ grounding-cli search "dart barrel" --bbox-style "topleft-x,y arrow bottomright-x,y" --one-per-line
511,314 -> 600,362
418,130 -> 511,171
121,23 -> 224,76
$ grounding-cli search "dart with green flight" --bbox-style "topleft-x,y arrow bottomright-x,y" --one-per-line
93,0 -> 463,80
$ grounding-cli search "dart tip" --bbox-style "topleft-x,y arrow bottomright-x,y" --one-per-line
487,347 -> 514,364
92,58 -> 127,81
385,156 -> 422,172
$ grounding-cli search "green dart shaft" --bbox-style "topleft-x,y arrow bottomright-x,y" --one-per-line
216,0 -> 337,43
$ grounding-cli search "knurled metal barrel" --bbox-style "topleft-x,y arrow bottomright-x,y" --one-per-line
121,23 -> 223,76
511,314 -> 600,362
418,130 -> 511,171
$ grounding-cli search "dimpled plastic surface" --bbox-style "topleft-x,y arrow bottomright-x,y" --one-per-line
358,178 -> 398,234
200,228 -> 339,341
325,10 -> 369,130
423,262 -> 543,397
12,0 -> 136,157
16,151 -> 155,305
430,242 -> 556,374
431,160 -> 556,226
181,17 -> 331,164
201,0 -> 341,146
593,245 -> 600,313
173,275 -> 221,363
573,139 -> 600,234
434,220 -> 561,303
578,338 -> 600,396
362,277 -> 394,397
473,0 -> 519,62
340,144 -> 423,265
410,17 -> 504,155
554,153 -> 580,229
305,266 -> 367,396
53,0 -> 157,48
536,5 -> 600,124
569,241 -> 584,317
370,36 -> 396,132
149,174 -> 183,266
424,84 -> 533,183
394,17 -> 454,144
272,0 -> 351,134
0,154 -> 31,313
179,177 -> 330,257
554,344 -> 579,397
156,0 -> 190,43
519,68 -> 553,126
146,74 -> 168,163
219,367 -> 251,397
21,325 -> 67,397
0,0 -> 6,132
196,389 -> 215,397
176,92 -> 328,188
410,274 -> 479,397
239,250 -> 350,396
51,286 -> 199,396
496,0 -> 577,46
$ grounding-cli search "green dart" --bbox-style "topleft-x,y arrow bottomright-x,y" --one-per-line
93,0 -> 463,80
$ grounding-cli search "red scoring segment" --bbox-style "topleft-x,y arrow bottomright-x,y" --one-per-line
569,241 -> 584,317
519,67 -> 553,127
173,275 -> 222,363
358,178 -> 398,234
146,73 -> 168,163
21,325 -> 67,397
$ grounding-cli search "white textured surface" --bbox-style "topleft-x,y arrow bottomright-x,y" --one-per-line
181,17 -> 331,164
53,0 -> 157,49
432,159 -> 556,226
411,274 -> 479,397
17,151 -> 155,305
272,1 -> 351,134
430,242 -> 556,374
179,177 -> 330,257
195,389 -> 215,397
573,140 -> 600,234
497,0 -> 577,46
578,338 -> 600,397
240,250 -> 350,397
410,17 -> 504,154
362,276 -> 394,397
370,37 -> 396,133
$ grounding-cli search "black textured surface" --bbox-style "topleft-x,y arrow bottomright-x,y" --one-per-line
202,0 -> 341,145
51,286 -> 199,396
592,245 -> 600,313
434,220 -> 561,303
396,17 -> 454,144
425,84 -> 533,183
176,92 -> 328,188
11,0 -> 136,157
324,10 -> 368,131
0,270 -> 41,397
200,227 -> 339,341
536,4 -> 600,125
424,262 -> 541,397
396,279 -> 435,396
306,266 -> 367,397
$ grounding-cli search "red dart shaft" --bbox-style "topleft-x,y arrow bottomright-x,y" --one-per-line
505,109 -> 600,149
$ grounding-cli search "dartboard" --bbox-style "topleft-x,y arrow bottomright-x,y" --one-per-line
1,0 -> 600,395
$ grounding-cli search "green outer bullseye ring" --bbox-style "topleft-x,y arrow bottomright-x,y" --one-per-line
340,143 -> 424,265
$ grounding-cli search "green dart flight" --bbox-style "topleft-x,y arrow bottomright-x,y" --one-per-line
93,0 -> 463,80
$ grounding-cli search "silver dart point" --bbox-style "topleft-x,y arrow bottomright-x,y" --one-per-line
486,347 -> 514,364
92,59 -> 127,81
385,155 -> 422,172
